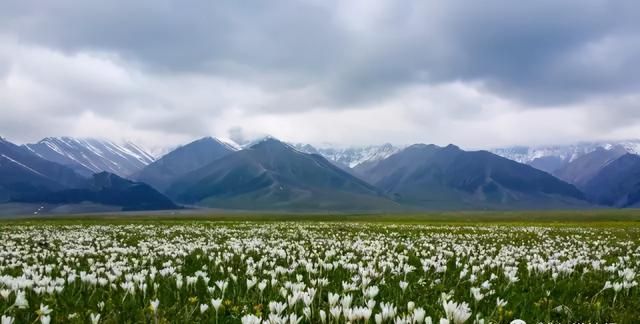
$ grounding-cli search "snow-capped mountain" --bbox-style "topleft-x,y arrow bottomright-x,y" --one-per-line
292,143 -> 401,168
24,137 -> 155,177
491,140 -> 640,173
225,135 -> 401,168
0,137 -> 86,202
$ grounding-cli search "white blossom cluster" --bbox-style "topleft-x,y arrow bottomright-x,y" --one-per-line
0,223 -> 638,323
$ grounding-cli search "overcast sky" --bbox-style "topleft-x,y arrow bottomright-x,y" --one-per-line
1,0 -> 640,151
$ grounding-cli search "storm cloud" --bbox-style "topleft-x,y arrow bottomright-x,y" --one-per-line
1,0 -> 640,150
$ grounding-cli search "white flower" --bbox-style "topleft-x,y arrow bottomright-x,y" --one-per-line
40,315 -> 51,324
258,281 -> 267,292
443,300 -> 472,324
211,298 -> 223,311
1,315 -> 14,324
38,303 -> 53,316
215,280 -> 228,292
246,277 -> 257,290
200,303 -> 209,313
289,313 -> 302,324
496,297 -> 508,308
150,299 -> 160,313
319,309 -> 327,323
90,313 -> 101,324
413,307 -> 426,323
13,291 -> 28,309
340,294 -> 353,310
380,302 -> 397,320
470,287 -> 484,302
510,320 -> 526,324
365,285 -> 379,299
399,281 -> 409,292
408,301 -> 415,312
328,292 -> 340,306
269,301 -> 286,315
613,282 -> 623,292
241,314 -> 262,324
330,306 -> 342,319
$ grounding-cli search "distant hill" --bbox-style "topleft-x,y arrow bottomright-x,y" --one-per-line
167,138 -> 398,211
582,154 -> 640,207
133,137 -> 236,192
359,144 -> 587,209
554,146 -> 628,189
492,140 -> 640,173
15,172 -> 178,211
24,137 -> 154,177
0,137 -> 86,202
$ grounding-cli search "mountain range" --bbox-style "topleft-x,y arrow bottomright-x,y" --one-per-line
0,137 -> 86,202
0,137 -> 175,213
24,137 -> 155,177
166,138 -> 398,211
490,140 -> 640,174
357,144 -> 586,209
3,135 -> 640,213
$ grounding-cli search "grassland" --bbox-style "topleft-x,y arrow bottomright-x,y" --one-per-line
1,210 -> 639,323
4,208 -> 640,226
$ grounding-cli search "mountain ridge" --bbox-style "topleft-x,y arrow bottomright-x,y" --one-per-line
133,137 -> 236,192
166,138 -> 399,211
358,143 -> 587,209
24,137 -> 155,177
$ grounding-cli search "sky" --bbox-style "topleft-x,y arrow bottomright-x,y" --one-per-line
1,0 -> 640,152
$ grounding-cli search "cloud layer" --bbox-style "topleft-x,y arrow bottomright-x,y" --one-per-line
1,0 -> 640,150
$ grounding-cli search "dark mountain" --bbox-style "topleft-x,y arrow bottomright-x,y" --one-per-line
133,137 -> 236,192
24,137 -> 154,177
166,138 -> 398,210
359,144 -> 587,209
0,137 -> 86,202
554,146 -> 627,189
582,154 -> 640,207
15,172 -> 178,211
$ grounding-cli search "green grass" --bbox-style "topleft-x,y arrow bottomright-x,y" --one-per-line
1,210 -> 640,323
3,209 -> 640,226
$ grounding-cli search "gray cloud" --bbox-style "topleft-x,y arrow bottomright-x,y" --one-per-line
0,0 -> 640,149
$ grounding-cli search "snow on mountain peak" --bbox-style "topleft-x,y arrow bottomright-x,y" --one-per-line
491,140 -> 640,173
292,142 -> 401,168
24,137 -> 155,177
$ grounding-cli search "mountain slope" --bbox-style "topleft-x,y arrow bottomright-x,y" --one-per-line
553,146 -> 627,189
361,144 -> 586,209
0,137 -> 86,202
14,172 -> 178,211
167,138 -> 398,210
24,137 -> 154,177
133,137 -> 236,192
582,154 -> 640,207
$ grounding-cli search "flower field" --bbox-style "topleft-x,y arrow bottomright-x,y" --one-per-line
0,221 -> 639,323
